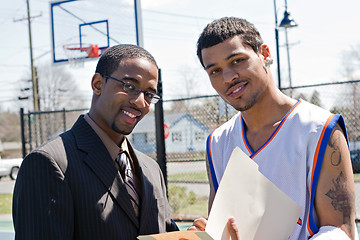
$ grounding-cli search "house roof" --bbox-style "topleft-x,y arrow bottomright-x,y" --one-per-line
131,112 -> 208,133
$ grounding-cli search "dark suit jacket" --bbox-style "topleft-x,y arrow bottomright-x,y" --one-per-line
12,116 -> 178,239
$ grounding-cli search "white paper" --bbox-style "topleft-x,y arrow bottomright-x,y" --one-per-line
205,147 -> 302,240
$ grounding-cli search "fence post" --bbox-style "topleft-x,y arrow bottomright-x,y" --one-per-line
63,108 -> 66,131
155,68 -> 167,190
28,111 -> 33,152
20,108 -> 27,158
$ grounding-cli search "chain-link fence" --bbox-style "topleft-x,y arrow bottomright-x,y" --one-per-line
20,108 -> 89,157
20,80 -> 360,221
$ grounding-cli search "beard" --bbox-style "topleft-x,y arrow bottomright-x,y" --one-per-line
235,94 -> 258,111
223,89 -> 260,112
112,122 -> 134,136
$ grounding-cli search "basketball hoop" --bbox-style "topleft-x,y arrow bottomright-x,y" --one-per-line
63,43 -> 100,67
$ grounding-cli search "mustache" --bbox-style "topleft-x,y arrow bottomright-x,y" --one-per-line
226,80 -> 247,92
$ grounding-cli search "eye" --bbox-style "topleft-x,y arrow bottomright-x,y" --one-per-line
123,82 -> 136,92
144,92 -> 155,100
209,68 -> 221,75
232,58 -> 244,64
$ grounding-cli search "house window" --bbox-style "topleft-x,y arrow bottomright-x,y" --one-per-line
128,134 -> 134,142
172,131 -> 182,143
195,131 -> 204,141
146,132 -> 155,144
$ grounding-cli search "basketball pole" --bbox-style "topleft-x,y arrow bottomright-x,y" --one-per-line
136,0 -> 168,191
134,0 -> 144,47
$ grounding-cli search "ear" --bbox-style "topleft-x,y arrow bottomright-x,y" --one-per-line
259,44 -> 271,61
91,73 -> 104,95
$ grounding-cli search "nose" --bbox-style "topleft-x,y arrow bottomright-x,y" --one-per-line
222,67 -> 238,84
129,91 -> 147,108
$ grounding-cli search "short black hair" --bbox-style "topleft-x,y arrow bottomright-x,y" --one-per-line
95,44 -> 158,76
196,17 -> 263,67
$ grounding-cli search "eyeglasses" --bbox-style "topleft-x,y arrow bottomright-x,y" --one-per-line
102,74 -> 160,104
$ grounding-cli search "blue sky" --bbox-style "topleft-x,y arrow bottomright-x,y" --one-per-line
1,0 -> 359,111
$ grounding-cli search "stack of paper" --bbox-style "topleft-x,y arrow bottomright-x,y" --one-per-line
205,147 -> 301,240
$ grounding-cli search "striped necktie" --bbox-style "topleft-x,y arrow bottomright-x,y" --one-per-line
117,151 -> 140,217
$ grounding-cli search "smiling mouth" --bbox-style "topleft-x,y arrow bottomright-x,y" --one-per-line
232,86 -> 243,94
123,110 -> 137,119
227,82 -> 246,97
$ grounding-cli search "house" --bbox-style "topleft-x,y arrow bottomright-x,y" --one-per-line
128,112 -> 209,154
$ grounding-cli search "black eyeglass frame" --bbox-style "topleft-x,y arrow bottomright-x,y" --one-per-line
102,74 -> 160,104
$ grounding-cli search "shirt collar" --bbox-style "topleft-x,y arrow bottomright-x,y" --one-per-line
84,113 -> 124,160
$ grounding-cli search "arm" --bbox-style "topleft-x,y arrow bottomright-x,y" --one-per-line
166,219 -> 179,232
314,123 -> 356,239
12,151 -> 74,239
206,154 -> 216,214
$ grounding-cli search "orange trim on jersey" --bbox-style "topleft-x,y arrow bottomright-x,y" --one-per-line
306,114 -> 334,236
297,218 -> 302,226
241,117 -> 252,154
208,132 -> 214,159
250,100 -> 302,159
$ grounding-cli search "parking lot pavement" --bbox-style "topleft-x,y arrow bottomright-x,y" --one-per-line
167,161 -> 206,175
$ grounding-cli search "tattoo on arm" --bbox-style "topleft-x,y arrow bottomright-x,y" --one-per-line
328,125 -> 342,166
325,171 -> 353,225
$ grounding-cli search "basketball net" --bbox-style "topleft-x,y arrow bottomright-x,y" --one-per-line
63,44 -> 100,68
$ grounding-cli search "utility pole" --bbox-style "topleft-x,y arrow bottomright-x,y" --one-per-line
14,0 -> 42,146
14,0 -> 42,112
26,0 -> 39,112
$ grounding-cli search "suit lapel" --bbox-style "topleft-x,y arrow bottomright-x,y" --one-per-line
130,149 -> 159,233
138,158 -> 155,232
72,116 -> 139,227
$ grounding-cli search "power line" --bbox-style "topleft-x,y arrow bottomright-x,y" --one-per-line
0,2 -> 25,26
143,9 -> 215,21
0,64 -> 29,68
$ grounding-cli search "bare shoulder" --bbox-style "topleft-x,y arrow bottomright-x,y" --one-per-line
315,123 -> 356,239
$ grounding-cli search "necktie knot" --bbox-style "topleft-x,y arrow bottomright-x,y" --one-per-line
117,151 -> 128,177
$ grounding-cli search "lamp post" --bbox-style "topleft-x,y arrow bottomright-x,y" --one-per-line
274,0 -> 297,90
273,0 -> 282,89
279,0 -> 298,89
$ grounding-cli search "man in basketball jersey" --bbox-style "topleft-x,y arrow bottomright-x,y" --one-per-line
193,17 -> 356,239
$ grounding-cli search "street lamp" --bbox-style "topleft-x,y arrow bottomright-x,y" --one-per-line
273,0 -> 282,89
280,0 -> 297,90
274,0 -> 298,90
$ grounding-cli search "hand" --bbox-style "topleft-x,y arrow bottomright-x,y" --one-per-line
187,217 -> 207,231
227,217 -> 240,240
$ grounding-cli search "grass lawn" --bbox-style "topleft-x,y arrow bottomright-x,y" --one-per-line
0,194 -> 12,214
168,171 -> 208,182
174,196 -> 208,218
354,174 -> 360,180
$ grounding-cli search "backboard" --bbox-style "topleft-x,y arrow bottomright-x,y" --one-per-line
50,0 -> 138,65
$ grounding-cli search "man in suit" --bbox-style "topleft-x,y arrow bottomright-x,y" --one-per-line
12,44 -> 179,239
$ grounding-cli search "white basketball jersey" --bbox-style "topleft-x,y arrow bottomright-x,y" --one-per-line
206,99 -> 348,239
